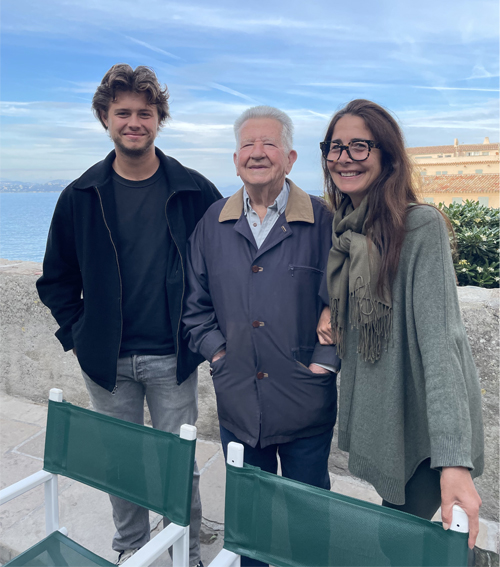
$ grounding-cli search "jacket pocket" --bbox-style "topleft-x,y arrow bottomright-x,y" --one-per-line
291,346 -> 315,368
210,352 -> 227,374
288,265 -> 324,277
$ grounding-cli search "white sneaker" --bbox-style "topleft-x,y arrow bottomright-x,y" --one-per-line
115,548 -> 139,565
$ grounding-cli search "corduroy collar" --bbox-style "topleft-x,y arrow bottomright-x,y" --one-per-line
218,179 -> 314,224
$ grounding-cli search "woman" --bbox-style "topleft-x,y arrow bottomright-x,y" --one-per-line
317,99 -> 484,550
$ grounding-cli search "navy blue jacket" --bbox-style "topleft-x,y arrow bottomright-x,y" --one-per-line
183,181 -> 339,448
37,148 -> 221,392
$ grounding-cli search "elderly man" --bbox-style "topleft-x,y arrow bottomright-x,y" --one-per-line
183,106 -> 339,493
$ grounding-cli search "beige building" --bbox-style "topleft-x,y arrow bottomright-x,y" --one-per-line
407,138 -> 499,207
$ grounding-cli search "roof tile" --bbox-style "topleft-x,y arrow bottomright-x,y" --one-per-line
420,174 -> 499,194
407,143 -> 499,155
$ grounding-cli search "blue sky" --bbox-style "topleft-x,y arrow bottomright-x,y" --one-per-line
1,0 -> 499,192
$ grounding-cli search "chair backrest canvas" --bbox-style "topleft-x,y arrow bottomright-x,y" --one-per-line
43,400 -> 195,526
223,463 -> 469,567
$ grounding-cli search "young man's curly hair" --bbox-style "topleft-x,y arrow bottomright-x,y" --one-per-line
92,64 -> 170,130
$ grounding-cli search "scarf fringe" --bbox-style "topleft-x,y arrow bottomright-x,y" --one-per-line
329,297 -> 345,359
350,286 -> 392,363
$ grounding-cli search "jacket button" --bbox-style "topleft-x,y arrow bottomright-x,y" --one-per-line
252,320 -> 261,328
257,372 -> 264,380
251,265 -> 260,273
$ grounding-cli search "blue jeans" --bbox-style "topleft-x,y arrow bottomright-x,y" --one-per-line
219,425 -> 333,567
220,425 -> 333,489
82,354 -> 201,566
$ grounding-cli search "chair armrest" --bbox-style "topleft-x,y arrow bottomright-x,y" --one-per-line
0,470 -> 53,505
122,523 -> 188,567
209,549 -> 241,567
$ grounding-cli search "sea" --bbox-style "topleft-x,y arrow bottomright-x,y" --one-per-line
0,193 -> 62,263
0,188 -> 325,263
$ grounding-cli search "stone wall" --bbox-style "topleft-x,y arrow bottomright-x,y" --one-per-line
1,259 -> 498,524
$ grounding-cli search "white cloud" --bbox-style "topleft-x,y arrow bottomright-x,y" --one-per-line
0,102 -> 32,116
399,99 -> 499,132
304,82 -> 389,88
413,86 -> 499,92
209,83 -> 256,103
467,65 -> 498,80
125,36 -> 182,60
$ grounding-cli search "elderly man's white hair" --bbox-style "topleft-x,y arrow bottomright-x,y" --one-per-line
233,106 -> 294,153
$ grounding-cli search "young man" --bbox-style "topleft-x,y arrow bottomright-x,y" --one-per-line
37,64 -> 221,566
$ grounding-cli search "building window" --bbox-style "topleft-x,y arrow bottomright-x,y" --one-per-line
415,156 -> 432,159
475,169 -> 483,174
458,171 -> 463,175
482,152 -> 490,156
436,171 -> 441,175
437,155 -> 443,158
420,171 -> 426,176
466,151 -> 481,156
424,197 -> 434,203
445,154 -> 452,157
452,198 -> 463,205
441,171 -> 448,175
478,197 -> 489,206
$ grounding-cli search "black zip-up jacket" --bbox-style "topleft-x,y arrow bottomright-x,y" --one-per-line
37,148 -> 222,392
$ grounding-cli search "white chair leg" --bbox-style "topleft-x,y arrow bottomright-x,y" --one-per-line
44,474 -> 59,535
172,526 -> 190,567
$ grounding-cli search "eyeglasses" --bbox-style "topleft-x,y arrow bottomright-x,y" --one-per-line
320,139 -> 380,162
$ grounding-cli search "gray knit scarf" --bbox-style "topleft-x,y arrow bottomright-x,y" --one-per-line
327,196 -> 392,363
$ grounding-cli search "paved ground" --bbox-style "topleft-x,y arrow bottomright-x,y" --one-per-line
1,392 -> 498,565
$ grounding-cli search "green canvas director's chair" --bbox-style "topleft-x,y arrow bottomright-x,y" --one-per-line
0,388 -> 197,567
210,442 -> 470,567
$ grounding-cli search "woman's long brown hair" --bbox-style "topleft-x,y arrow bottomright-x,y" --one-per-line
322,99 -> 452,293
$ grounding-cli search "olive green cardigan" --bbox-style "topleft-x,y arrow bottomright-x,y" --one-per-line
336,205 -> 484,504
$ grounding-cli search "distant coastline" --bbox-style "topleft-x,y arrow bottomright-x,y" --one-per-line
1,181 -> 69,193
1,181 -> 241,196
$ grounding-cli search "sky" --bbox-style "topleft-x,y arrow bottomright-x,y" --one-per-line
1,0 -> 499,192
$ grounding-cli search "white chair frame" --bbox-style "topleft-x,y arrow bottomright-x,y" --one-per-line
0,388 -> 195,567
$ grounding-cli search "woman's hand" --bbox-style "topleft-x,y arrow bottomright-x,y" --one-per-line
317,305 -> 333,345
440,466 -> 482,549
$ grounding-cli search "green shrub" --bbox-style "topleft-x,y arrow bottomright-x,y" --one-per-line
437,200 -> 499,288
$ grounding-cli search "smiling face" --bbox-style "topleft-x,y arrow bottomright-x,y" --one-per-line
327,114 -> 382,208
102,91 -> 159,159
234,118 -> 297,196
